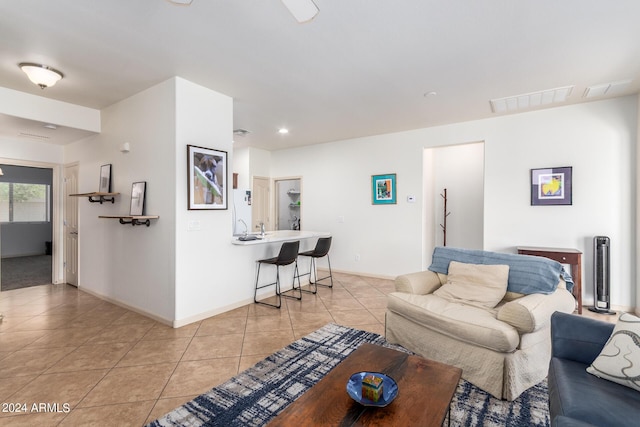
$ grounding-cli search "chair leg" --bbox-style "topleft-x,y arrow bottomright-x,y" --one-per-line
282,260 -> 303,300
310,255 -> 333,288
298,257 -> 317,294
254,262 -> 282,309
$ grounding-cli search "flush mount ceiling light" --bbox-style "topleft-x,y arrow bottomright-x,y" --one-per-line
19,63 -> 64,89
490,85 -> 574,114
281,0 -> 319,23
278,128 -> 289,134
166,0 -> 193,5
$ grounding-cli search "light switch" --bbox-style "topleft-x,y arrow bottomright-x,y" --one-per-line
188,220 -> 201,231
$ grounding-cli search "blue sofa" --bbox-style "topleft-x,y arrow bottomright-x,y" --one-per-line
548,312 -> 640,427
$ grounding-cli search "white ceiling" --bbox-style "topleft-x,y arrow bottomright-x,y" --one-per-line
1,0 -> 639,150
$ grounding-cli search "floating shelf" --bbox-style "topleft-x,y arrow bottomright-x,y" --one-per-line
70,192 -> 120,204
99,215 -> 159,227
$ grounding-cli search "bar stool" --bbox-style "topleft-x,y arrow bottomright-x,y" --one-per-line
254,240 -> 302,308
298,236 -> 333,294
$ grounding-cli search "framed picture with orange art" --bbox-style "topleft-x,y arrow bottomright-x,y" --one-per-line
371,173 -> 396,205
531,166 -> 572,206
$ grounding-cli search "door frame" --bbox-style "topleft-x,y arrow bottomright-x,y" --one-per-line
0,157 -> 62,284
273,176 -> 303,231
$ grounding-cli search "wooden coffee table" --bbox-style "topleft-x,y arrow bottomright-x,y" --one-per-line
268,343 -> 462,426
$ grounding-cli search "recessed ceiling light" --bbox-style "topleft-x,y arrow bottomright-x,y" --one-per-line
166,0 -> 193,5
424,91 -> 437,97
233,128 -> 251,136
278,128 -> 289,134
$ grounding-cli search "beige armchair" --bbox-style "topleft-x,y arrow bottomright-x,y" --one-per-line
385,268 -> 575,400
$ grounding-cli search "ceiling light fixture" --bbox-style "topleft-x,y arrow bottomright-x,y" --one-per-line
281,0 -> 319,23
166,0 -> 193,5
19,63 -> 64,89
278,128 -> 289,134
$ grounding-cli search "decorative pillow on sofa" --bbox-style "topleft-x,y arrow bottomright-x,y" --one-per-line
433,261 -> 509,308
587,312 -> 640,392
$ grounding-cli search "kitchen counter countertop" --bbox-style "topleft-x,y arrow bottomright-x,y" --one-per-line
231,230 -> 330,246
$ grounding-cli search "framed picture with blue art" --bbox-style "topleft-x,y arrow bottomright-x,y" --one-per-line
372,173 -> 397,205
531,166 -> 572,206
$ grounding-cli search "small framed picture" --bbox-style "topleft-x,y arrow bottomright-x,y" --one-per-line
187,145 -> 228,210
531,166 -> 572,206
99,164 -> 111,193
372,173 -> 397,205
130,181 -> 146,216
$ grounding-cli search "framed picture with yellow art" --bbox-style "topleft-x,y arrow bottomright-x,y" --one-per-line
531,166 -> 572,206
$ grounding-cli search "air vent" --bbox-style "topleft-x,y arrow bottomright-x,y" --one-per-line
18,131 -> 50,140
584,80 -> 632,99
490,85 -> 574,114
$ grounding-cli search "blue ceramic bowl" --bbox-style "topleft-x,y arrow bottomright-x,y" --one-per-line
346,372 -> 399,407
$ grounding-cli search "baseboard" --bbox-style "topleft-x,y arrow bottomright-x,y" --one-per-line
173,298 -> 256,328
325,267 -> 395,281
78,286 -> 173,327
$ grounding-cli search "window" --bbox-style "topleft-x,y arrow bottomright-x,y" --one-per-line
0,182 -> 51,223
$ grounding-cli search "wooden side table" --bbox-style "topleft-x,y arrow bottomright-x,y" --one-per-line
517,246 -> 582,314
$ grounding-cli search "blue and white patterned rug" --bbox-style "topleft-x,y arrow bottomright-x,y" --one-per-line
148,323 -> 549,427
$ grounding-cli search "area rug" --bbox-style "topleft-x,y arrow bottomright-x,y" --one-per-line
148,323 -> 549,427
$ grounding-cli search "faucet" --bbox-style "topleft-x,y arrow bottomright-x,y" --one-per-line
260,222 -> 266,237
238,219 -> 248,236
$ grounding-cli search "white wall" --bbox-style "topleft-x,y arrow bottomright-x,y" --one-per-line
271,96 -> 638,309
65,78 -> 177,322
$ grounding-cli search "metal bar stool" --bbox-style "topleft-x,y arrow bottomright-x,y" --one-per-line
254,240 -> 302,308
297,236 -> 333,294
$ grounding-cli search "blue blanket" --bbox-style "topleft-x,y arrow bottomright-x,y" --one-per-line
429,246 -> 574,294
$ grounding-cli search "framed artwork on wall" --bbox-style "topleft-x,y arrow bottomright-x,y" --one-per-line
187,145 -> 228,210
99,164 -> 111,193
130,181 -> 146,216
371,173 -> 397,205
531,166 -> 572,206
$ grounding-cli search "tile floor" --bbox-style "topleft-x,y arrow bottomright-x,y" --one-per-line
0,271 -> 391,426
0,271 -> 621,426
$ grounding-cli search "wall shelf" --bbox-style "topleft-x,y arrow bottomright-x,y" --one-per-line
99,215 -> 159,227
70,192 -> 120,204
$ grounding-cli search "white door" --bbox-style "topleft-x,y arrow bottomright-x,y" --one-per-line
252,177 -> 271,232
64,164 -> 78,286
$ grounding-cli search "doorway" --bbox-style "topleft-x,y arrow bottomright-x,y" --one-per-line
64,164 -> 78,286
0,164 -> 54,291
252,176 -> 271,233
423,142 -> 484,268
274,178 -> 301,231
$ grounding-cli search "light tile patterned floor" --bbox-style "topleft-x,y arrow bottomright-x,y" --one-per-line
0,271 -> 392,426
